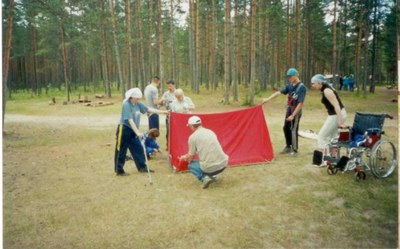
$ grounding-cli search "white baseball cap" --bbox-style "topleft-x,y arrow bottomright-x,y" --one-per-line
187,116 -> 202,126
125,88 -> 142,100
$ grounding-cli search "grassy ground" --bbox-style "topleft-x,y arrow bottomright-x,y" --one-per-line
3,86 -> 398,249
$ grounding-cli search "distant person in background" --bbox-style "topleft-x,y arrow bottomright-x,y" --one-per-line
343,76 -> 349,91
144,76 -> 162,130
339,76 -> 344,91
160,80 -> 176,150
348,75 -> 355,92
262,68 -> 307,156
170,88 -> 195,114
180,116 -> 228,189
311,74 -> 346,167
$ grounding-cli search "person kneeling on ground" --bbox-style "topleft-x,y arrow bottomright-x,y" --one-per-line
179,116 -> 229,189
144,128 -> 162,158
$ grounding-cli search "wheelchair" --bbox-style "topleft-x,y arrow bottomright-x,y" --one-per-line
323,112 -> 397,181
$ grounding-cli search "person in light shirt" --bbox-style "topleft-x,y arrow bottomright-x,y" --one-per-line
170,88 -> 195,114
160,80 -> 176,150
180,116 -> 228,189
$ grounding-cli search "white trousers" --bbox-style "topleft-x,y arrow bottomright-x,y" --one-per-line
318,109 -> 347,149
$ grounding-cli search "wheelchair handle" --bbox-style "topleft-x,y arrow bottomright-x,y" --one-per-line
385,114 -> 394,119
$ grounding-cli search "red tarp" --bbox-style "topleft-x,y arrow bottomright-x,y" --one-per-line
169,104 -> 274,171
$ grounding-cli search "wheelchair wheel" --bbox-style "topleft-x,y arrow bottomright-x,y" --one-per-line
370,140 -> 397,178
355,171 -> 366,181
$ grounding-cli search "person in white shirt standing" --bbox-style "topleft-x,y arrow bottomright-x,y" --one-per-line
180,116 -> 229,189
170,88 -> 195,114
160,80 -> 176,150
144,76 -> 162,130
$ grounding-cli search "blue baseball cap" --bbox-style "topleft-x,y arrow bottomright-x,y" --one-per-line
287,68 -> 299,77
311,74 -> 326,84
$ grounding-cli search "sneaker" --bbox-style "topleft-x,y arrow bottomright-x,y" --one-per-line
202,176 -> 215,189
139,168 -> 155,173
280,146 -> 292,154
289,151 -> 298,156
211,175 -> 218,181
116,172 -> 129,176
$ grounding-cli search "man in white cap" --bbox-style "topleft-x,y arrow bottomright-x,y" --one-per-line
180,116 -> 229,189
262,68 -> 306,156
114,88 -> 168,176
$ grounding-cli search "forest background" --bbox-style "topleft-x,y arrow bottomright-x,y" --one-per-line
2,0 -> 398,122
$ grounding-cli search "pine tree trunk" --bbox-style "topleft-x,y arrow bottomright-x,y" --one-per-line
369,0 -> 378,93
232,0 -> 239,101
100,0 -> 111,97
355,6 -> 363,94
285,0 -> 292,69
3,0 -> 15,129
249,0 -> 256,105
170,0 -> 177,85
341,0 -> 348,75
195,0 -> 200,93
125,0 -> 134,88
224,0 -> 231,104
332,0 -> 338,88
60,23 -> 70,101
157,0 -> 165,92
136,0 -> 146,90
109,0 -> 125,97
295,0 -> 301,68
189,0 -> 196,91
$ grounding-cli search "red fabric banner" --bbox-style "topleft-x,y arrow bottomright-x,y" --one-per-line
169,104 -> 274,171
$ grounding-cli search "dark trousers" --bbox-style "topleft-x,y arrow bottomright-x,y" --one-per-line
283,111 -> 302,152
148,113 -> 159,130
114,125 -> 147,173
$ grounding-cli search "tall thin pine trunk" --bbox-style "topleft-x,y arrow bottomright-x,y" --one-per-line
195,0 -> 200,93
286,0 -> 292,68
332,0 -> 338,87
169,0 -> 177,85
109,0 -> 125,97
249,0 -> 256,105
100,0 -> 111,97
232,0 -> 239,101
3,0 -> 15,129
136,0 -> 146,90
355,5 -> 363,94
224,0 -> 231,104
295,0 -> 300,68
157,0 -> 165,92
60,23 -> 70,101
125,0 -> 134,88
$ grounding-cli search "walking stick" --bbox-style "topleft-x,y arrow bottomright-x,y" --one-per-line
141,139 -> 153,185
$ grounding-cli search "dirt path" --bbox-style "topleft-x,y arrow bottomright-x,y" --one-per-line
4,114 -> 166,129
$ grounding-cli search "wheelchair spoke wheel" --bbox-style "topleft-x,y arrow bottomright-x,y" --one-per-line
370,140 -> 397,178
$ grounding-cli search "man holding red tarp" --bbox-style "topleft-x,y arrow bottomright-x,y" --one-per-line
180,116 -> 228,189
169,105 -> 274,172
